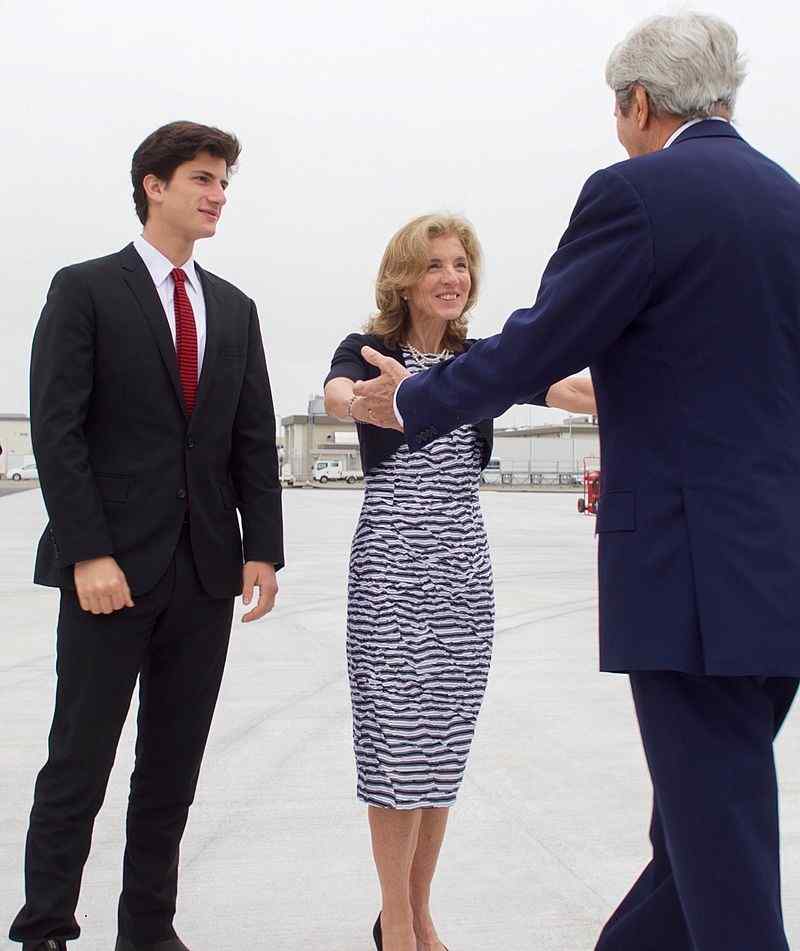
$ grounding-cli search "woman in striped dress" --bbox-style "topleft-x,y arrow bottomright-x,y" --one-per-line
324,214 -> 595,951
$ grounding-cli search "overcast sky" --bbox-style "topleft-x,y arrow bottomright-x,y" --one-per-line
2,0 -> 797,428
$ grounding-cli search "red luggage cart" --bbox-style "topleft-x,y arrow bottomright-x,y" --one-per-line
577,457 -> 601,515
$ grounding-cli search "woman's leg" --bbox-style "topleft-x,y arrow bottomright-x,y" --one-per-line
369,805 -> 421,951
410,807 -> 450,951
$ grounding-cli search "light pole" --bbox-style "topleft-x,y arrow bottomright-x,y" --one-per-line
569,418 -> 575,477
307,395 -> 316,483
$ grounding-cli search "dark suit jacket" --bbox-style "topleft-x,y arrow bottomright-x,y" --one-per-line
30,242 -> 284,598
325,333 -> 511,473
397,120 -> 800,676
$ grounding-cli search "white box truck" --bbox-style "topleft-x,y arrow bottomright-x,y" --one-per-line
312,460 -> 363,484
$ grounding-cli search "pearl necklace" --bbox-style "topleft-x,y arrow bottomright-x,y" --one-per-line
405,343 -> 452,362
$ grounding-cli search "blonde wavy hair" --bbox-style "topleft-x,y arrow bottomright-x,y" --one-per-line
365,214 -> 482,352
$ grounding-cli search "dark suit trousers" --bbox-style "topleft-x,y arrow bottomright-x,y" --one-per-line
595,671 -> 798,951
9,527 -> 234,945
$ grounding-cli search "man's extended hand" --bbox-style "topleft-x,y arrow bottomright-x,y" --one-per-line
241,561 -> 278,622
74,556 -> 135,615
351,347 -> 410,431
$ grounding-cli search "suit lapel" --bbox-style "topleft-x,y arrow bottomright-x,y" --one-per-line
193,263 -> 219,419
119,243 -> 187,416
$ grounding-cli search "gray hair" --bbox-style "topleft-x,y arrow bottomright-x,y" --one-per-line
606,13 -> 747,119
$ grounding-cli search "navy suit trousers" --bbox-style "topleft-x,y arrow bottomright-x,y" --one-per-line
596,671 -> 798,951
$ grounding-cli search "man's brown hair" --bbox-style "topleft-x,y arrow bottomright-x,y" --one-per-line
131,121 -> 242,225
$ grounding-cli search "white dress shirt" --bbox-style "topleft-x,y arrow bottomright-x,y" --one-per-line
133,235 -> 207,375
663,115 -> 728,149
393,376 -> 407,427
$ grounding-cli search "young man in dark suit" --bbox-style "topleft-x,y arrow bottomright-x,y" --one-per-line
354,14 -> 800,951
10,121 -> 284,951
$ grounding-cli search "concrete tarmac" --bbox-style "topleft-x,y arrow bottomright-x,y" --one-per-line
0,482 -> 38,500
1,489 -> 798,950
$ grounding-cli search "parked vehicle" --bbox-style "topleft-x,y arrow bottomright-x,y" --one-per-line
480,458 -> 502,485
312,460 -> 363,484
558,472 -> 582,486
7,463 -> 39,481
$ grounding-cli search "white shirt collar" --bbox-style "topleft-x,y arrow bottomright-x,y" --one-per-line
663,116 -> 729,150
133,235 -> 200,292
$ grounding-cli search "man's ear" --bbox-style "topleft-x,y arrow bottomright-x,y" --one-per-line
142,173 -> 166,209
634,85 -> 650,130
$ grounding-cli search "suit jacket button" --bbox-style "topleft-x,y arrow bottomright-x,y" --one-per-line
187,438 -> 196,449
177,489 -> 187,499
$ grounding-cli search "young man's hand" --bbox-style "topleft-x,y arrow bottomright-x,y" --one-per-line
241,561 -> 278,622
74,556 -> 135,614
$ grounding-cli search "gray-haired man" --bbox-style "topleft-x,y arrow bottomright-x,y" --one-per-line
354,13 -> 800,951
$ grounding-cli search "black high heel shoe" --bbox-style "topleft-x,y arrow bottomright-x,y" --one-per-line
373,912 -> 383,951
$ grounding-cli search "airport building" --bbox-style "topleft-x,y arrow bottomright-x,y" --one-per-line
493,417 -> 600,481
281,397 -> 361,482
0,414 -> 33,477
281,397 -> 599,484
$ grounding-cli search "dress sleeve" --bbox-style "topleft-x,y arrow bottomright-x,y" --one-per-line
528,388 -> 550,407
324,333 -> 370,386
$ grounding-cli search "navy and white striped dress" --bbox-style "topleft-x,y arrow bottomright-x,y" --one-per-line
347,347 -> 495,809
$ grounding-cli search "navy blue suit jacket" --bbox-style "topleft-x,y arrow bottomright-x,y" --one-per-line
397,121 -> 800,676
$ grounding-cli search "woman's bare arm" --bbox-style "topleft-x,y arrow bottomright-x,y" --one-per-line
324,377 -> 357,419
545,375 -> 596,415
331,372 -> 595,420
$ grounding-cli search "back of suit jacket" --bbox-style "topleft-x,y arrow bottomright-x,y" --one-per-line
397,121 -> 800,676
31,243 -> 284,598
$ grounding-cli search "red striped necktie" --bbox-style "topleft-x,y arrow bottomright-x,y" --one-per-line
171,267 -> 198,415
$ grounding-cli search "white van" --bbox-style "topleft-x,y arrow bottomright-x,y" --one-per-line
312,460 -> 363,484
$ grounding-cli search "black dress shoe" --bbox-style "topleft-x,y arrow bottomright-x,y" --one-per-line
22,942 -> 67,951
114,937 -> 190,951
